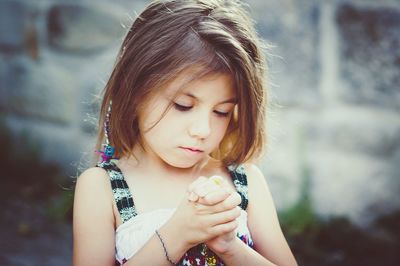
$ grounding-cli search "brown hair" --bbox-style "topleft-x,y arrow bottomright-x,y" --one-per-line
96,0 -> 268,167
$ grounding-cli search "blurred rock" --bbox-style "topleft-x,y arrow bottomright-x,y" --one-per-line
337,4 -> 400,109
1,56 -> 74,124
47,3 -> 129,53
247,0 -> 321,107
308,108 -> 400,157
309,149 -> 400,227
0,1 -> 28,51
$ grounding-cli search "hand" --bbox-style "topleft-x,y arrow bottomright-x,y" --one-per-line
165,176 -> 241,250
205,226 -> 238,255
187,175 -> 231,204
186,176 -> 242,254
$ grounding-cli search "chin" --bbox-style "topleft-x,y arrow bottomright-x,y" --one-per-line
168,161 -> 197,169
163,157 -> 204,169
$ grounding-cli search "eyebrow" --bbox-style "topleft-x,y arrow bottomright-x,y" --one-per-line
183,92 -> 237,104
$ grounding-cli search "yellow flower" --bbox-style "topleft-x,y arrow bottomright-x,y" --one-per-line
209,175 -> 224,186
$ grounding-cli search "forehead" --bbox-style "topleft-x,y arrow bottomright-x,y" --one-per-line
164,71 -> 236,100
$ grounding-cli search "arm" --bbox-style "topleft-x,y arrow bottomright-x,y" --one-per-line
72,168 -> 117,265
215,163 -> 298,266
73,168 -> 190,266
123,221 -> 189,266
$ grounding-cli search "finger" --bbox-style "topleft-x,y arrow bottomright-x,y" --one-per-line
209,219 -> 239,237
192,181 -> 219,198
208,207 -> 241,229
187,191 -> 199,202
208,192 -> 242,213
187,176 -> 208,192
222,191 -> 242,210
200,187 -> 231,205
194,191 -> 241,214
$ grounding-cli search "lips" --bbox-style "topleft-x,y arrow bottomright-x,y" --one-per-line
180,146 -> 204,152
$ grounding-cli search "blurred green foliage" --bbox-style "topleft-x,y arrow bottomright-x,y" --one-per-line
279,162 -> 319,238
46,189 -> 74,222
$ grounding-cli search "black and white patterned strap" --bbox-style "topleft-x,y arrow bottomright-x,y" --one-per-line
96,160 -> 137,223
227,164 -> 249,210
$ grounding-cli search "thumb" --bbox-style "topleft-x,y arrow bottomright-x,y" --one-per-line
187,175 -> 208,193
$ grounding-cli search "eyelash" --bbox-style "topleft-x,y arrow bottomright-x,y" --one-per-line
173,103 -> 230,117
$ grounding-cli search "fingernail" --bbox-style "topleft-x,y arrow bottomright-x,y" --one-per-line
188,192 -> 199,202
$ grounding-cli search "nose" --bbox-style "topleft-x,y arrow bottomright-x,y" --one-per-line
188,110 -> 211,139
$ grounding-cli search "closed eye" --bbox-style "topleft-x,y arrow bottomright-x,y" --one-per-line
214,111 -> 229,117
173,103 -> 192,111
173,103 -> 230,117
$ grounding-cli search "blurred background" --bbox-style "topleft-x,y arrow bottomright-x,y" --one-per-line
0,0 -> 399,265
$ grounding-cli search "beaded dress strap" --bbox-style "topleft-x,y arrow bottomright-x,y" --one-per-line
96,160 -> 137,223
227,164 -> 249,210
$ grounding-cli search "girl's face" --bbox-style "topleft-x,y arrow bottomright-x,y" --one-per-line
138,72 -> 236,169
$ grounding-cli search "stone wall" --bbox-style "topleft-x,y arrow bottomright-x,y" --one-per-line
0,0 -> 399,228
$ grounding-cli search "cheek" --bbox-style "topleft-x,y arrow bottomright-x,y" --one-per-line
139,100 -> 170,132
142,110 -> 179,143
212,117 -> 232,140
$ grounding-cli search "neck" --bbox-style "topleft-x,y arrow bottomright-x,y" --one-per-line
118,145 -> 212,181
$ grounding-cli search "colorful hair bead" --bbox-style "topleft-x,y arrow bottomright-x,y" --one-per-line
96,101 -> 118,163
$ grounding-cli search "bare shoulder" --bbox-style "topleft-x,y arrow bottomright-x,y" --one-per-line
74,166 -> 115,225
242,162 -> 271,202
75,167 -> 111,192
241,162 -> 298,266
73,167 -> 116,265
242,163 -> 267,186
241,162 -> 275,230
77,166 -> 110,181
241,162 -> 277,227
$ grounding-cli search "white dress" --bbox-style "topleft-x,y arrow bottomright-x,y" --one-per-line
114,208 -> 253,264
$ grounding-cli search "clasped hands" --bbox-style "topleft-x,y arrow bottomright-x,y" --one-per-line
185,175 -> 242,254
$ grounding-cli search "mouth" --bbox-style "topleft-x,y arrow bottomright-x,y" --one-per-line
180,146 -> 204,153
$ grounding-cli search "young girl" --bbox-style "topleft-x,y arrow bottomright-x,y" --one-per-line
73,0 -> 297,265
